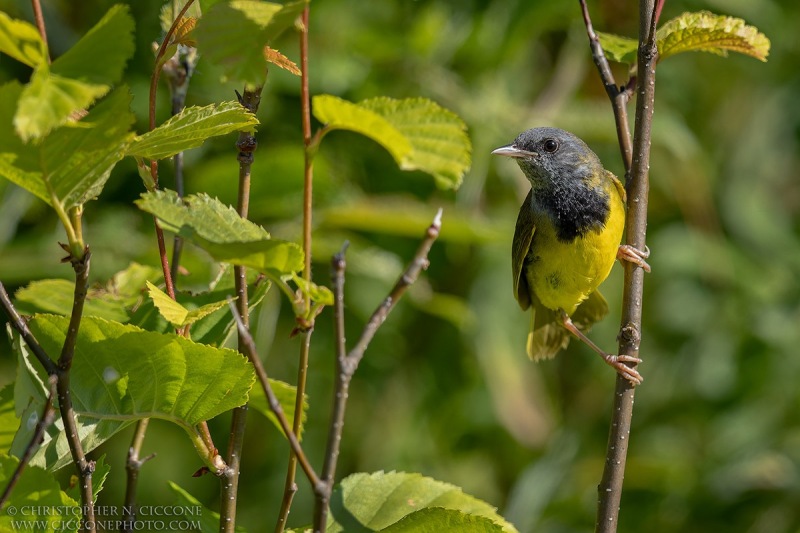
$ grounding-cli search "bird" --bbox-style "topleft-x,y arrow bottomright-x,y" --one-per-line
492,127 -> 649,385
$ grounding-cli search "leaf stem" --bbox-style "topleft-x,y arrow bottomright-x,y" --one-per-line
592,1 -> 659,531
30,0 -> 49,63
312,210 -> 442,533
122,419 -> 155,533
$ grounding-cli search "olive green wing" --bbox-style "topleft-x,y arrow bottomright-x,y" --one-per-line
527,296 -> 570,361
512,189 -> 535,311
571,289 -> 610,331
608,170 -> 626,203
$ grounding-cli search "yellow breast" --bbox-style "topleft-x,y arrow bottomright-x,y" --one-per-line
526,185 -> 625,315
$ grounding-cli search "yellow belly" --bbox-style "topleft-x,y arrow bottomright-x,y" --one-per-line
526,194 -> 625,315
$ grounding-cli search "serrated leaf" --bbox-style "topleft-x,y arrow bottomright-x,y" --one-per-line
146,280 -> 231,327
127,101 -> 258,160
248,379 -> 307,440
160,1 -> 203,33
313,96 -> 471,189
656,11 -> 770,62
0,12 -> 47,67
0,454 -> 79,531
596,32 -> 638,64
194,0 -> 307,84
13,5 -> 134,141
11,314 -> 255,470
0,85 -> 135,210
135,190 -> 304,276
264,46 -> 300,75
382,508 -> 503,533
327,471 -> 518,533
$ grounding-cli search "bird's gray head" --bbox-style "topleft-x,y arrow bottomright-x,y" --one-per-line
492,127 -> 602,187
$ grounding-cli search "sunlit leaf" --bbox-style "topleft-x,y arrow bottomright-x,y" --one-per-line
596,32 -> 638,64
194,0 -> 307,84
313,95 -> 471,189
0,86 -> 135,209
160,1 -> 203,33
146,281 -> 230,327
13,5 -> 134,141
0,454 -> 79,531
0,385 -> 18,455
135,189 -> 304,275
657,11 -> 770,62
382,508 -> 504,533
127,101 -> 258,160
0,12 -> 47,67
11,315 -> 255,470
327,471 -> 518,533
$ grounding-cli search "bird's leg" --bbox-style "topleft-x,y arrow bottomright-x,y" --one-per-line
617,244 -> 651,273
558,309 -> 643,385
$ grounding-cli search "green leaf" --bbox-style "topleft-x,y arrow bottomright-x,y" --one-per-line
0,385 -> 19,455
596,32 -> 638,64
127,101 -> 258,160
327,471 -> 518,533
313,95 -> 471,189
146,280 -> 231,327
160,1 -> 203,33
168,482 -> 248,533
0,454 -> 79,531
11,315 -> 255,470
194,0 -> 308,85
0,86 -> 135,209
248,379 -> 307,439
382,508 -> 504,533
656,11 -> 770,62
13,5 -> 134,141
0,12 -> 47,67
135,190 -> 304,276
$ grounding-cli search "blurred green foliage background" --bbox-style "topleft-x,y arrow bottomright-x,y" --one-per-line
1,0 -> 799,532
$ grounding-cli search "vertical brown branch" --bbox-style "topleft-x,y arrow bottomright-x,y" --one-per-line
219,85 -> 263,533
57,251 -> 96,533
30,0 -> 49,63
593,1 -> 658,532
276,7 -> 314,531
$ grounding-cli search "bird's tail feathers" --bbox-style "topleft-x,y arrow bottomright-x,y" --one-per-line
526,302 -> 569,361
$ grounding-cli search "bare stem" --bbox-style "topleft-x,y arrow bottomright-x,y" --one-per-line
122,419 -> 155,533
276,8 -> 314,531
312,212 -> 443,533
57,250 -> 96,533
0,375 -> 57,509
30,0 -> 49,63
593,1 -> 658,532
219,85 -> 264,533
0,282 -> 57,375
578,0 -> 634,176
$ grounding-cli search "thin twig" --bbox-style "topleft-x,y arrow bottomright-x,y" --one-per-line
0,375 -> 57,509
57,251 -> 96,533
30,0 -> 49,63
276,8 -> 314,531
313,212 -> 443,532
579,0 -> 634,175
593,1 -> 659,532
0,282 -> 57,375
228,300 -> 322,490
122,419 -> 155,533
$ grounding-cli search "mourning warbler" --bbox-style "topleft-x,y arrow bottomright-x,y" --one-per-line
492,127 -> 649,384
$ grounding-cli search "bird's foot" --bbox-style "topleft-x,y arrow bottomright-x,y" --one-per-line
603,354 -> 644,385
617,245 -> 651,273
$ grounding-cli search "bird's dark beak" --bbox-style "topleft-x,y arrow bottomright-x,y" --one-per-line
491,145 -> 537,159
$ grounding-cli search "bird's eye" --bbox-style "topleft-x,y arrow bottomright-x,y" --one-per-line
543,139 -> 559,153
